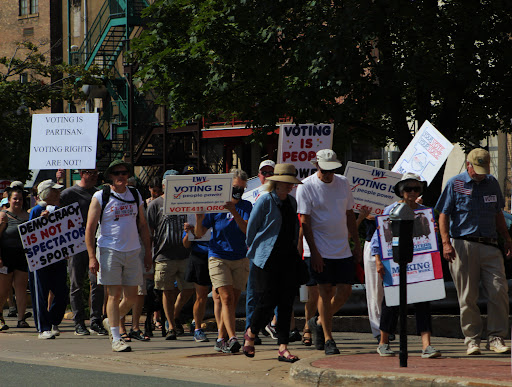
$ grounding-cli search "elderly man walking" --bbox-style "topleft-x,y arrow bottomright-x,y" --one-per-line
436,148 -> 511,356
296,149 -> 361,355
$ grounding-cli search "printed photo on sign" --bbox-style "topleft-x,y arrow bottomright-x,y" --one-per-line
28,113 -> 99,170
392,120 -> 454,185
375,207 -> 438,259
164,174 -> 233,215
344,162 -> 402,216
18,203 -> 86,272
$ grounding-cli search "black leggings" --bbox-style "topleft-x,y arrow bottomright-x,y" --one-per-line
249,249 -> 298,345
379,298 -> 432,336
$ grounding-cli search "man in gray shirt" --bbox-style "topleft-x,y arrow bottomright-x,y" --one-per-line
147,170 -> 194,340
60,169 -> 107,336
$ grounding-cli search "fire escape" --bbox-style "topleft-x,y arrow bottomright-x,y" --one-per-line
71,0 -> 201,186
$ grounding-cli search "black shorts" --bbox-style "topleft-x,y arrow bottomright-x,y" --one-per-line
185,251 -> 211,287
309,256 -> 355,286
1,246 -> 28,273
304,257 -> 317,286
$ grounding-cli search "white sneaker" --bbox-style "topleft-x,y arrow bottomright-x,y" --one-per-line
486,337 -> 511,354
467,342 -> 481,355
51,325 -> 60,336
38,331 -> 55,340
112,339 -> 131,352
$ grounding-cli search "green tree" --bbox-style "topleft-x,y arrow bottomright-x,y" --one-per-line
133,0 -> 512,153
0,41 -> 102,181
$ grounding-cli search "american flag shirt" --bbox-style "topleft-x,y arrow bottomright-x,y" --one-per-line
435,171 -> 504,238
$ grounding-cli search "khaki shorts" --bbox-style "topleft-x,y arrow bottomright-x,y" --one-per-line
154,259 -> 194,291
208,256 -> 249,290
97,247 -> 143,287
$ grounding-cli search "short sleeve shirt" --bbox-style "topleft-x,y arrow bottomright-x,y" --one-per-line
296,173 -> 355,259
435,171 -> 504,238
202,199 -> 252,260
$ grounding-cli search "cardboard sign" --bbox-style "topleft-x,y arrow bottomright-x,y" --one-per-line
19,203 -> 86,272
392,120 -> 453,185
277,123 -> 334,180
344,162 -> 402,216
164,174 -> 233,214
375,208 -> 438,260
29,113 -> 99,170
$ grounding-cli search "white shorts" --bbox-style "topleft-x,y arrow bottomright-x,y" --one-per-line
98,247 -> 143,287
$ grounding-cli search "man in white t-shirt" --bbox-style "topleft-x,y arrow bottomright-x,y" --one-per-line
85,160 -> 152,352
296,149 -> 361,355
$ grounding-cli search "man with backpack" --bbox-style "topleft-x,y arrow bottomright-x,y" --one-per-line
86,160 -> 152,352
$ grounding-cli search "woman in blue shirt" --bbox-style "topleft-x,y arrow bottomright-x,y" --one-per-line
243,163 -> 302,362
194,169 -> 251,354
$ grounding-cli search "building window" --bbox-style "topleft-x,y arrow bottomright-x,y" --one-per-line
30,0 -> 38,14
19,0 -> 28,16
19,0 -> 38,16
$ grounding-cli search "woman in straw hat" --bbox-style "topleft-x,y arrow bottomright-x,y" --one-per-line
243,163 -> 303,362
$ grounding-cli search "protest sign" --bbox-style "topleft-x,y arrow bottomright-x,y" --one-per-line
375,208 -> 438,260
277,123 -> 333,180
344,162 -> 402,216
164,174 -> 233,215
29,113 -> 99,170
242,177 -> 265,205
392,120 -> 453,185
375,206 -> 445,305
19,203 -> 86,272
186,214 -> 212,241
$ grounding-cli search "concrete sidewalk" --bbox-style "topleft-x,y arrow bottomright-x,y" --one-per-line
0,312 -> 510,386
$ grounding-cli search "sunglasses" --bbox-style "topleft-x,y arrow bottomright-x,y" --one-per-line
111,170 -> 129,176
319,169 -> 335,175
260,171 -> 274,176
403,186 -> 422,193
82,170 -> 98,175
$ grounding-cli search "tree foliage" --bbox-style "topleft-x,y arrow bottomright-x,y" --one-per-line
133,0 -> 512,153
0,41 -> 102,181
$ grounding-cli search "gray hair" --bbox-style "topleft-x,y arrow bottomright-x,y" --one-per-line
263,181 -> 275,192
229,168 -> 248,181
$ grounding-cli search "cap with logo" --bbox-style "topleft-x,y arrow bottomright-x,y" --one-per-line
258,160 -> 275,171
467,148 -> 490,175
183,164 -> 198,175
310,149 -> 342,171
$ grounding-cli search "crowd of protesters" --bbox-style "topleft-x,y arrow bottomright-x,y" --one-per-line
0,148 -> 510,360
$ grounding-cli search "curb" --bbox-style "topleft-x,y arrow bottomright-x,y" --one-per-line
289,355 -> 512,387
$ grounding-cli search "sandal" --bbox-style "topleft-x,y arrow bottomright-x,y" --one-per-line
130,329 -> 150,341
153,320 -> 163,330
302,329 -> 312,346
278,349 -> 299,363
120,332 -> 132,342
243,330 -> 256,358
17,319 -> 30,328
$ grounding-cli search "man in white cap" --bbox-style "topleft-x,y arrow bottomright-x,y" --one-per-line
296,149 -> 361,355
436,148 -> 511,355
257,160 -> 275,185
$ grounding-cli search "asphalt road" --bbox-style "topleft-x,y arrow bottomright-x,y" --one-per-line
0,360 -> 225,387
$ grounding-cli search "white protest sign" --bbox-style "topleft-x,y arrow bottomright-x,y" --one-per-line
277,123 -> 334,180
375,208 -> 438,260
29,113 -> 99,170
19,203 -> 86,272
344,162 -> 402,216
392,120 -> 453,185
164,174 -> 233,215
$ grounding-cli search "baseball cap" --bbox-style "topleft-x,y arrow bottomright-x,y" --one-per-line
37,179 -> 64,200
0,198 -> 8,206
9,181 -> 24,189
311,149 -> 342,171
258,160 -> 275,170
467,148 -> 490,175
183,164 -> 199,175
163,169 -> 179,179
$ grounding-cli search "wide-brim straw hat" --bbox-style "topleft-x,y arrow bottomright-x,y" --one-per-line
266,163 -> 302,184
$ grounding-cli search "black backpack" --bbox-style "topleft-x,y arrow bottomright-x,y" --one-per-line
99,185 -> 141,223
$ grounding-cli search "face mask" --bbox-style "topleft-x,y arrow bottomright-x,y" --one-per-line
232,186 -> 245,200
